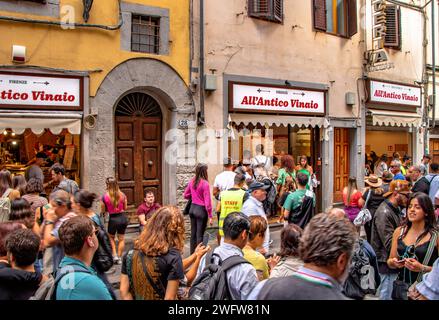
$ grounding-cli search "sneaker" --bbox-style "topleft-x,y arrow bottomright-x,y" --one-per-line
113,256 -> 119,264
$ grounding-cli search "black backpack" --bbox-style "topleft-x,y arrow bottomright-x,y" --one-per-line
188,252 -> 251,300
343,239 -> 375,300
287,192 -> 314,229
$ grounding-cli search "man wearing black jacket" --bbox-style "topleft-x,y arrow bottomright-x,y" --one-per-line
370,180 -> 410,300
408,165 -> 430,195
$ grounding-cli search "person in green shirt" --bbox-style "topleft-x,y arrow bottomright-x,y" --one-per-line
283,172 -> 316,223
276,155 -> 296,195
296,155 -> 314,190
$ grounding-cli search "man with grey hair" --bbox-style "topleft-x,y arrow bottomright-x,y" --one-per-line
389,160 -> 405,181
255,213 -> 357,300
408,165 -> 430,195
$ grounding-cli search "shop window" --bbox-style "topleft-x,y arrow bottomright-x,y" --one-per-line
313,0 -> 357,37
384,5 -> 401,50
0,129 -> 81,192
248,0 -> 283,24
131,14 -> 160,54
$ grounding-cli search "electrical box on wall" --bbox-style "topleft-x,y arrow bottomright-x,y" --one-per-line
204,74 -> 217,91
345,92 -> 356,106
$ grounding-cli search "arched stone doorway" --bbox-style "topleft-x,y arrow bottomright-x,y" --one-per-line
86,58 -> 195,215
114,92 -> 162,210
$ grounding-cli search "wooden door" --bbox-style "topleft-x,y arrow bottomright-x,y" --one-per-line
430,139 -> 439,164
116,116 -> 162,214
333,128 -> 350,203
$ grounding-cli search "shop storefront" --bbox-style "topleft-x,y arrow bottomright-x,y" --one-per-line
224,76 -> 329,211
365,79 -> 423,167
0,71 -> 84,189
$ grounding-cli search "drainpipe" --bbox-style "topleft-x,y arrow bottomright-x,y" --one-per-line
198,0 -> 205,125
431,0 -> 436,129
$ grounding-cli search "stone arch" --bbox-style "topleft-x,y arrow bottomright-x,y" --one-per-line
86,58 -> 195,207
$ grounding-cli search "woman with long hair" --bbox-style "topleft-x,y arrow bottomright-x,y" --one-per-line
276,155 -> 296,196
342,177 -> 363,223
270,224 -> 304,278
0,170 -> 20,208
374,154 -> 388,178
9,198 -> 36,232
73,189 -> 116,299
296,155 -> 313,176
120,206 -> 186,300
184,163 -> 212,254
359,175 -> 385,243
388,193 -> 439,296
12,174 -> 26,197
101,177 -> 128,264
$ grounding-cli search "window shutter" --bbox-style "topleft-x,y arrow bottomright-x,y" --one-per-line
347,0 -> 358,37
384,5 -> 401,49
248,0 -> 270,18
273,0 -> 283,23
313,0 -> 327,31
248,0 -> 283,23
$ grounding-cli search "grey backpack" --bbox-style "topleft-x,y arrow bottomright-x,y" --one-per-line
0,188 -> 12,223
29,265 -> 92,300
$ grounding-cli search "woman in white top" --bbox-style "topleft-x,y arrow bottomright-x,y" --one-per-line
374,154 -> 388,177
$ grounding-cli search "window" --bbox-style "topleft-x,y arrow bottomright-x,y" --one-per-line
24,0 -> 46,3
248,0 -> 283,24
131,15 -> 160,54
313,0 -> 357,37
384,5 -> 401,49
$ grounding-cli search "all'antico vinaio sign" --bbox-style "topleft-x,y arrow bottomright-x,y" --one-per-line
368,80 -> 421,107
0,72 -> 83,110
229,82 -> 326,115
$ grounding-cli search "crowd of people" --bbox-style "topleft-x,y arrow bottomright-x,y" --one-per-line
0,149 -> 438,301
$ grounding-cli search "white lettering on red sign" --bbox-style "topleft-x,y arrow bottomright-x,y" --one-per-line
0,73 -> 81,107
232,84 -> 325,115
370,80 -> 421,107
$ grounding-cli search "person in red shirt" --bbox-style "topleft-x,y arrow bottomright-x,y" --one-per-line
137,191 -> 161,233
342,177 -> 363,223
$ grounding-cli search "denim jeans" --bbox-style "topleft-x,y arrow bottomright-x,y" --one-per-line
378,273 -> 398,300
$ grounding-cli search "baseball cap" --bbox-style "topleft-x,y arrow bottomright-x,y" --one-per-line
383,180 -> 410,198
248,182 -> 270,193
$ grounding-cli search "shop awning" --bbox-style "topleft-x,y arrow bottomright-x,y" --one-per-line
0,112 -> 82,135
229,113 -> 330,128
367,109 -> 422,127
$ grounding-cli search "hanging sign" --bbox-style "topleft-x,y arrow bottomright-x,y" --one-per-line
0,72 -> 83,110
229,82 -> 326,116
368,79 -> 421,107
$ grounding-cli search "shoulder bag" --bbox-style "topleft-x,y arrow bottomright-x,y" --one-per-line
392,231 -> 438,300
353,189 -> 372,227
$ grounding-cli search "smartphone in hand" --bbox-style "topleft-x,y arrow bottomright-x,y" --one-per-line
202,233 -> 209,246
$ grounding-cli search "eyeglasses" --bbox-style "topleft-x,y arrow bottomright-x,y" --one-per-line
92,228 -> 99,236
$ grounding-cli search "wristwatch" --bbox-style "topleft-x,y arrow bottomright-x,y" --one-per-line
44,220 -> 55,225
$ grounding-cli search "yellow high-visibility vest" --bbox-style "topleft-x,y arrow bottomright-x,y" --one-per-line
219,189 -> 246,236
